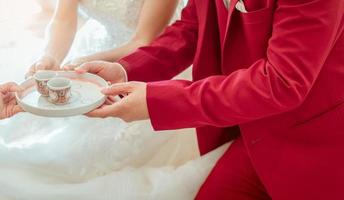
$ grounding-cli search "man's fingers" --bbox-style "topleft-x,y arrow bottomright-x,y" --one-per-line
105,98 -> 114,105
86,104 -> 120,118
108,95 -> 118,102
75,61 -> 104,74
101,83 -> 134,96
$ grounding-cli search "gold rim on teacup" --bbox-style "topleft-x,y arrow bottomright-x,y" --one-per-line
47,77 -> 72,105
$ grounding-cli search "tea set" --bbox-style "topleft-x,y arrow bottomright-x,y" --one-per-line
33,71 -> 72,105
15,71 -> 108,117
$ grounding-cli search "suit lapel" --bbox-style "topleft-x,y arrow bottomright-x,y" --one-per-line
222,0 -> 239,51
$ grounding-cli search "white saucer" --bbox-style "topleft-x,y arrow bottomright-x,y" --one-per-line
16,71 -> 108,117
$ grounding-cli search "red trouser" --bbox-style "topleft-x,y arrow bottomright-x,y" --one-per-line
196,137 -> 272,200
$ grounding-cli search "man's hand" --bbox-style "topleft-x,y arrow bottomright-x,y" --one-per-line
87,82 -> 149,122
75,61 -> 127,84
0,82 -> 23,119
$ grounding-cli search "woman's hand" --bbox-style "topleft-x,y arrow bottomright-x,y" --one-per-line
75,61 -> 127,84
87,82 -> 149,122
26,55 -> 59,78
0,82 -> 23,119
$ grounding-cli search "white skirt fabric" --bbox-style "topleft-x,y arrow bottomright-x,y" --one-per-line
0,113 -> 229,199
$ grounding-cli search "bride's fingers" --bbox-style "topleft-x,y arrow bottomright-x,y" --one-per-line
25,66 -> 56,79
25,64 -> 44,79
25,69 -> 35,79
33,62 -> 54,73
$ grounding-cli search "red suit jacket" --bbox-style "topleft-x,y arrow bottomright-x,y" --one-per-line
119,0 -> 344,199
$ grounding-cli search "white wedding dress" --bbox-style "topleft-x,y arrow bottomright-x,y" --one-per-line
0,0 -> 229,199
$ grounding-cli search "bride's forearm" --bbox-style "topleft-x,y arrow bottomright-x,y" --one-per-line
79,39 -> 149,63
41,0 -> 79,66
43,20 -> 77,65
97,0 -> 180,62
99,0 -> 181,61
71,0 -> 180,64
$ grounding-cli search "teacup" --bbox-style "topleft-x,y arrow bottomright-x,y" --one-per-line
33,70 -> 57,96
47,77 -> 72,105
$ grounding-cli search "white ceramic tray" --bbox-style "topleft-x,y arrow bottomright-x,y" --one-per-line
16,71 -> 108,117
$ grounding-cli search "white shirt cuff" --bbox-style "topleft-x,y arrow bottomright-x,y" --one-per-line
117,63 -> 128,82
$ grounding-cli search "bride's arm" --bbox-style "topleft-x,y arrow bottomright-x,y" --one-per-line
44,0 -> 79,64
64,0 -> 180,68
130,0 -> 181,46
27,0 -> 79,77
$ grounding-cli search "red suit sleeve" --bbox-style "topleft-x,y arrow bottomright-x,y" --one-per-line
123,0 -> 343,130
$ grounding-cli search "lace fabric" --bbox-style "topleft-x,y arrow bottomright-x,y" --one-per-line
80,0 -> 145,30
68,0 -> 184,59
